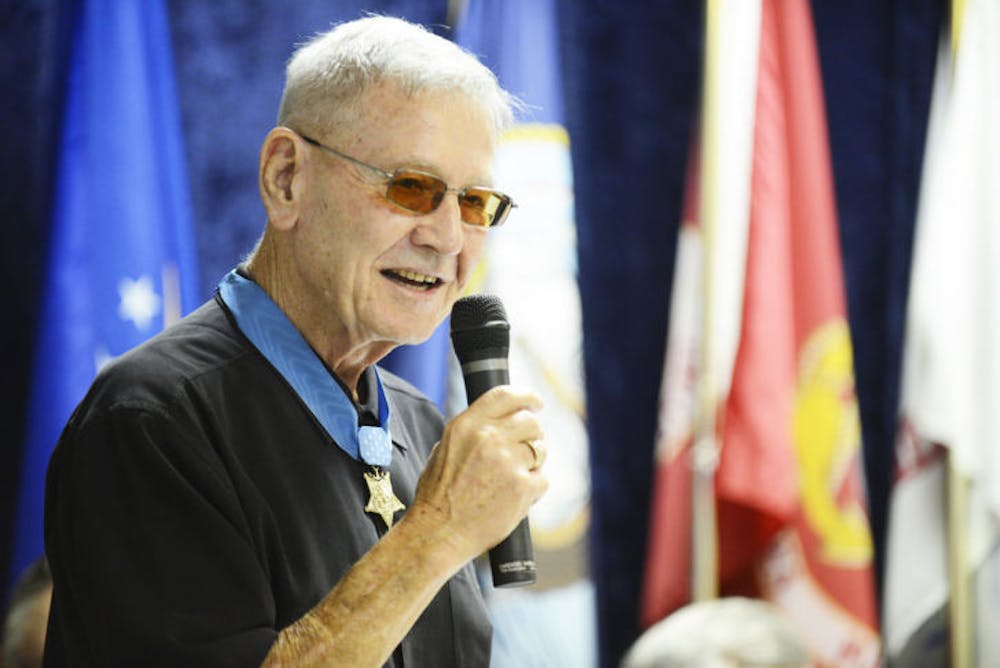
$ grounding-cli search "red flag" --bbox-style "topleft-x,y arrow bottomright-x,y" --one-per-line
641,146 -> 704,625
642,1 -> 880,664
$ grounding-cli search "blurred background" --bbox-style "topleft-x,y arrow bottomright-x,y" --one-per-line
5,0 -> 997,666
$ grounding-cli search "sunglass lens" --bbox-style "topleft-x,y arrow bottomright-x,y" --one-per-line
460,189 -> 511,228
386,172 -> 512,227
386,172 -> 446,214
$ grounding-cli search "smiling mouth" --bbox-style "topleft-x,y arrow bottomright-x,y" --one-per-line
382,269 -> 443,291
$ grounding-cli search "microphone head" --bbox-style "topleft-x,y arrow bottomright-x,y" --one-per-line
450,294 -> 510,363
450,294 -> 508,331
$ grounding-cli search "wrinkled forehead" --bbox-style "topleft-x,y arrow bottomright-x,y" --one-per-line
328,79 -> 499,144
340,82 -> 497,185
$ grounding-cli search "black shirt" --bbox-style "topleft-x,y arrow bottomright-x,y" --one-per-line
43,295 -> 491,666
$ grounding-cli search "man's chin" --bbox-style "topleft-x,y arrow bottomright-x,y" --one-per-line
382,318 -> 446,348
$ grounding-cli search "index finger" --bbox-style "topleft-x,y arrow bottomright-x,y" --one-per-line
467,385 -> 544,418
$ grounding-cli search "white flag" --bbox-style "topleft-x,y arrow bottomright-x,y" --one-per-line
885,0 -> 1000,659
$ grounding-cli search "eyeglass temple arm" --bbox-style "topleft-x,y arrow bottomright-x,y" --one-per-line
299,134 -> 394,180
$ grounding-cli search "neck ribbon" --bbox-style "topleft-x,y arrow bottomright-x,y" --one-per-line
217,270 -> 393,467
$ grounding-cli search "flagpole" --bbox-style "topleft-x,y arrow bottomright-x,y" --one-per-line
947,457 -> 972,668
691,0 -> 722,603
951,0 -> 966,52
944,3 -> 972,664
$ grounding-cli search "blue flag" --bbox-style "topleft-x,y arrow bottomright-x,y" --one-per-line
9,0 -> 200,587
456,0 -> 564,125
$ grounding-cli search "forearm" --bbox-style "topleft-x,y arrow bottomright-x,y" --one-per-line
260,506 -> 469,667
262,386 -> 547,667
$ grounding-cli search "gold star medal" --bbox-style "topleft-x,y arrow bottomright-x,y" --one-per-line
364,467 -> 405,529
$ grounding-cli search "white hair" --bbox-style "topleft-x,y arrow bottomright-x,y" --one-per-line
277,15 -> 516,140
622,598 -> 811,668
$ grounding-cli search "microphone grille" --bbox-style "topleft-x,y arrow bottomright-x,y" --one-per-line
450,294 -> 508,331
450,294 -> 510,362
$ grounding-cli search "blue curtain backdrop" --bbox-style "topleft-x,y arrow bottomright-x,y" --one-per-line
0,3 -> 944,667
0,0 -> 71,609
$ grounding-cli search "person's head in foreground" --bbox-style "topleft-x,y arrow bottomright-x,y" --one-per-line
621,597 -> 812,668
2,558 -> 52,668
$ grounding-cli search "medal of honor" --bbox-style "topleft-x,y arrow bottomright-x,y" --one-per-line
364,467 -> 405,529
221,272 -> 403,530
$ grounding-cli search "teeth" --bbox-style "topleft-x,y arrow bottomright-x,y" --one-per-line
397,270 -> 437,284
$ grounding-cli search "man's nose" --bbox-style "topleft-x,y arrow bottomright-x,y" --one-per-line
411,194 -> 464,255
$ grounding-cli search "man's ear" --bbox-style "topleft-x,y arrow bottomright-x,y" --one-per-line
259,127 -> 308,230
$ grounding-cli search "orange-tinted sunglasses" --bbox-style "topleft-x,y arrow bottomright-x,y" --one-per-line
300,134 -> 516,228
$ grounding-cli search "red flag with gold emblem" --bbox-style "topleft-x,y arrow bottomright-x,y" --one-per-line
717,0 -> 880,664
642,1 -> 880,665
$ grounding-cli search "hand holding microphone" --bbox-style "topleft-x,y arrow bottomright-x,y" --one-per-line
450,294 -> 545,587
407,295 -> 546,587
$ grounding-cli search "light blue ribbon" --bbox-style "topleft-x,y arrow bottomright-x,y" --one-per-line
218,270 -> 392,467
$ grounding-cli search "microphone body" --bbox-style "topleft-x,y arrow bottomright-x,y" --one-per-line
450,295 -> 536,588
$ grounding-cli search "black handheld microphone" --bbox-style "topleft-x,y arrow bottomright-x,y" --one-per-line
450,294 -> 536,588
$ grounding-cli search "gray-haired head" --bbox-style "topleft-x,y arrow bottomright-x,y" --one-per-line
622,598 -> 811,668
2,558 -> 52,668
277,15 -> 516,142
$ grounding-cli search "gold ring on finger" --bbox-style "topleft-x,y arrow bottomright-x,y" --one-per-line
523,439 -> 543,470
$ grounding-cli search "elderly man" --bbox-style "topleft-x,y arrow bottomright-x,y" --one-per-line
43,16 -> 547,667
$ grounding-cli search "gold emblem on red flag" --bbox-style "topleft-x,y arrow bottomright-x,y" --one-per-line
794,319 -> 873,566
